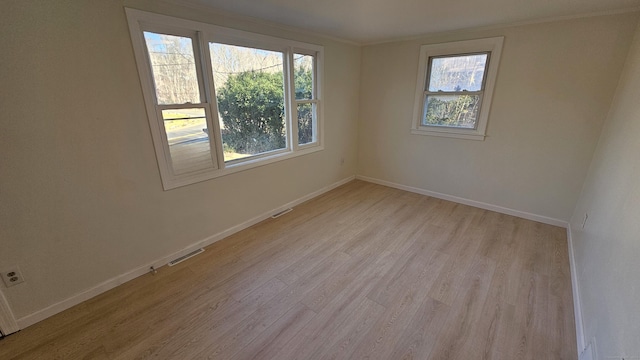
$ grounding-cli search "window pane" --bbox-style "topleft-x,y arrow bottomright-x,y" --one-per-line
294,54 -> 314,100
161,108 -> 214,175
298,103 -> 316,145
423,95 -> 480,129
209,43 -> 286,162
144,32 -> 201,105
428,54 -> 487,92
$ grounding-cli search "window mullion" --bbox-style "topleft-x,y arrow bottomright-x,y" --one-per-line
287,48 -> 299,151
295,99 -> 317,105
424,90 -> 483,96
312,54 -> 318,101
199,33 -> 225,170
157,103 -> 208,110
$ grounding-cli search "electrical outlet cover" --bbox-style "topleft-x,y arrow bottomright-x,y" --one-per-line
1,267 -> 25,287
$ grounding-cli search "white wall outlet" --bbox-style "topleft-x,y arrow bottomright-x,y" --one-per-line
1,267 -> 25,287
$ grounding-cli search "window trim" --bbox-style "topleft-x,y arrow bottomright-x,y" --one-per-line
126,8 -> 324,190
411,37 -> 504,140
293,49 -> 321,148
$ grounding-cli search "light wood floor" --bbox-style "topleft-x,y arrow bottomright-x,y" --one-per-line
0,180 -> 577,359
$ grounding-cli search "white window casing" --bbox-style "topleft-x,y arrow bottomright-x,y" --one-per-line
126,8 -> 324,189
411,37 -> 504,140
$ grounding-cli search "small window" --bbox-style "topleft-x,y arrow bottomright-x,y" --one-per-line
293,53 -> 318,146
126,9 -> 324,189
412,37 -> 503,140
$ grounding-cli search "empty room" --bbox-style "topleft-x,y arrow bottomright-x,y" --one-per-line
1,0 -> 639,359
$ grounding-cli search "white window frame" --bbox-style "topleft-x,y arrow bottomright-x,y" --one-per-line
292,49 -> 321,149
411,37 -> 503,140
125,8 -> 324,190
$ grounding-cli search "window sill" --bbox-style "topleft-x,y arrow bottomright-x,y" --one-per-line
162,144 -> 324,190
410,128 -> 486,141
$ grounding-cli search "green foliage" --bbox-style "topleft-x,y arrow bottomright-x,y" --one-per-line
294,67 -> 313,144
294,66 -> 312,100
424,95 -> 479,128
297,103 -> 313,145
217,71 -> 286,154
216,67 -> 315,153
295,66 -> 314,144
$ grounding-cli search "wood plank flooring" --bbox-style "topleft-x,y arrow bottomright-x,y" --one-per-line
0,180 -> 578,359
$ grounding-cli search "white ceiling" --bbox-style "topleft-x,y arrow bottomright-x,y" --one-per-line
181,0 -> 640,43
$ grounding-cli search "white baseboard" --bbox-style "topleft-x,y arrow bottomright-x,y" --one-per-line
16,175 -> 356,329
0,289 -> 19,335
355,175 -> 568,228
567,224 -> 587,356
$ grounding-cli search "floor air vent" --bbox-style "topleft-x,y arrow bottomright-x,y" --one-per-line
271,208 -> 293,218
168,248 -> 204,266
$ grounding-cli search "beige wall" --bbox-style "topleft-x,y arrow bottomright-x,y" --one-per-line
358,13 -> 639,222
2,1 -> 640,344
569,22 -> 640,360
0,0 -> 360,320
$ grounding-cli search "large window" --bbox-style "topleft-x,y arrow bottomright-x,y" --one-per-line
412,37 -> 503,140
126,9 -> 323,189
